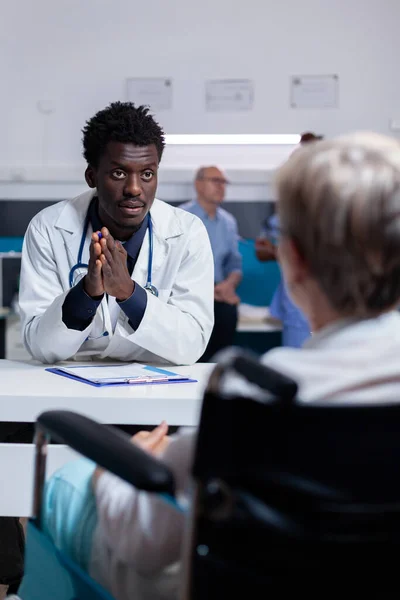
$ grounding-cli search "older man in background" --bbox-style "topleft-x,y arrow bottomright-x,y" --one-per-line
180,166 -> 242,361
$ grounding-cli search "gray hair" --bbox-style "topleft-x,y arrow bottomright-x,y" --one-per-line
194,166 -> 224,181
195,167 -> 207,181
275,132 -> 400,316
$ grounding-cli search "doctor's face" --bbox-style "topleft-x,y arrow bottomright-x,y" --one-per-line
86,142 -> 159,238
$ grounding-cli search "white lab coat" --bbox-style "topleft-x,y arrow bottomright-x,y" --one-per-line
19,190 -> 214,365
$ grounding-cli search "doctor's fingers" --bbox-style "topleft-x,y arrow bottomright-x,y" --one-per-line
85,258 -> 103,297
100,227 -> 115,251
100,238 -> 114,264
89,238 -> 102,260
100,254 -> 113,279
88,243 -> 102,276
92,258 -> 102,278
115,240 -> 127,256
91,231 -> 101,244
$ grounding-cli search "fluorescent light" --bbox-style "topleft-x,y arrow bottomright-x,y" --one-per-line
165,134 -> 300,145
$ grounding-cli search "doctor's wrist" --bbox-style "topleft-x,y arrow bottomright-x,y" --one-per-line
83,275 -> 104,299
115,280 -> 135,302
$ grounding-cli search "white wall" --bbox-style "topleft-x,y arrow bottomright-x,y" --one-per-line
1,0 -> 400,175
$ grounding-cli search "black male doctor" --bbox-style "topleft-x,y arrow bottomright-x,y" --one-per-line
19,102 -> 214,364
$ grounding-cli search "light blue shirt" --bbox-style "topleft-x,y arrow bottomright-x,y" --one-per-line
180,201 -> 242,284
263,213 -> 311,348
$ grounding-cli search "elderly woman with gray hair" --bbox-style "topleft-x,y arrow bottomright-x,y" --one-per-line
263,131 -> 400,402
41,131 -> 400,600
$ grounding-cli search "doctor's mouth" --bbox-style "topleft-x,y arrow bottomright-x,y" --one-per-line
117,199 -> 146,218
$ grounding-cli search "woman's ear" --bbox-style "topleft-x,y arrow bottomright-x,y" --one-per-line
279,237 -> 310,287
289,238 -> 309,280
85,166 -> 96,189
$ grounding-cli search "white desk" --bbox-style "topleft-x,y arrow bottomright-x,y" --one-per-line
0,359 -> 214,516
236,303 -> 282,334
0,359 -> 214,425
237,320 -> 281,333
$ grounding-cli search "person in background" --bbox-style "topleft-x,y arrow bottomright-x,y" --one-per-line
180,166 -> 242,361
255,132 -> 323,347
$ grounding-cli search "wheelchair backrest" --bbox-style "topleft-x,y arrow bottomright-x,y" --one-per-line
186,351 -> 400,597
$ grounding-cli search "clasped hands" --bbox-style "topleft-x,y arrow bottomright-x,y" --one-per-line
84,227 -> 134,301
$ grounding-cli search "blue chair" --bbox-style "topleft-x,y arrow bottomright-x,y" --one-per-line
235,239 -> 282,354
0,237 -> 24,253
236,239 -> 281,307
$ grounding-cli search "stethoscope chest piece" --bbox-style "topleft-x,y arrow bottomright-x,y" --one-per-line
144,283 -> 159,297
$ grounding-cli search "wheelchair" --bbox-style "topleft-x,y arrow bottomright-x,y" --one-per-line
12,348 -> 400,599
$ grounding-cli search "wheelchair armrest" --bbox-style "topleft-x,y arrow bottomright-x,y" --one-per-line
208,347 -> 298,402
36,410 -> 175,495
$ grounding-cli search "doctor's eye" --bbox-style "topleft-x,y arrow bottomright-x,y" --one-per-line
111,170 -> 126,180
141,170 -> 154,182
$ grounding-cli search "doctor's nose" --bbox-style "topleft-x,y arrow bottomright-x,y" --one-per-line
123,175 -> 142,197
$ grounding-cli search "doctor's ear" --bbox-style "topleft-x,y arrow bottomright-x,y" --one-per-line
85,166 -> 96,189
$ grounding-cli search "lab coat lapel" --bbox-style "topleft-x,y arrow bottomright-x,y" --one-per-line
131,223 -> 169,287
54,189 -> 96,268
131,229 -> 150,286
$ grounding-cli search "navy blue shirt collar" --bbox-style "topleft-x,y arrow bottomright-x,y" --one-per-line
88,197 -> 149,270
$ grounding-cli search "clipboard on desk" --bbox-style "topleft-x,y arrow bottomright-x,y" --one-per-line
46,363 -> 197,387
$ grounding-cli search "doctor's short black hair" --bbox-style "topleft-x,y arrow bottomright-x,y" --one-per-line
82,101 -> 165,167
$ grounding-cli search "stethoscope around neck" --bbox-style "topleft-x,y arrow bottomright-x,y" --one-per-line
68,210 -> 158,297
